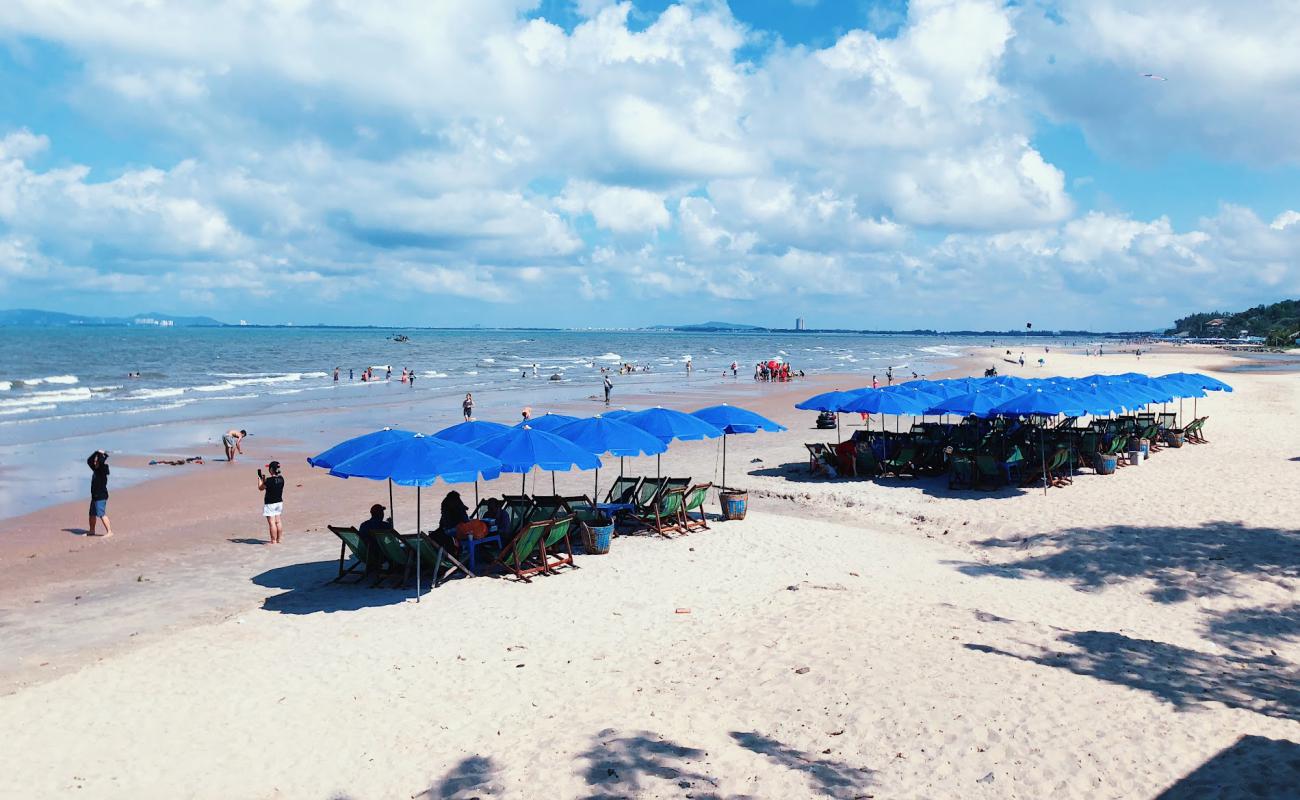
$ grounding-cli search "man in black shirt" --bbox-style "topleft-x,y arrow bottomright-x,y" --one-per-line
87,450 -> 113,537
357,503 -> 392,573
257,461 -> 285,544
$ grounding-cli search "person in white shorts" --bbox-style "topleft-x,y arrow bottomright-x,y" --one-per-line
257,461 -> 285,544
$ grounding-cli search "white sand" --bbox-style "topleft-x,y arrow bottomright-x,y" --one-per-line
1,347 -> 1297,798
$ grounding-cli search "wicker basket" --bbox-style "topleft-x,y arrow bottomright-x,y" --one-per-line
580,518 -> 614,555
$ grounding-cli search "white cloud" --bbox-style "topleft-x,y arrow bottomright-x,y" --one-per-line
557,180 -> 671,233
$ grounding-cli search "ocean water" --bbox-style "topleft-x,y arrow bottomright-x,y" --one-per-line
0,327 -> 1012,443
0,327 -> 1074,517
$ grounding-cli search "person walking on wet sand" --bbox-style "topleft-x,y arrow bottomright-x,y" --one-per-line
258,461 -> 285,544
603,374 -> 613,404
222,429 -> 246,462
87,450 -> 113,537
463,392 -> 474,421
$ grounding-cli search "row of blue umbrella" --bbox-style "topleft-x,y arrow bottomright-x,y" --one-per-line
305,404 -> 786,599
797,372 -> 1231,432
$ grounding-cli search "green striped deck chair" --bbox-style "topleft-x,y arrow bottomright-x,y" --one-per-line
495,519 -> 551,582
540,514 -> 577,573
632,487 -> 685,538
327,525 -> 373,582
680,483 -> 712,532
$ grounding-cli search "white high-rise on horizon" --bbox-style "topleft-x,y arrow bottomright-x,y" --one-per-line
795,317 -> 806,330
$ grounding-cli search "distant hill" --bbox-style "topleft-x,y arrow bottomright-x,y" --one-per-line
0,308 -> 226,327
1166,299 -> 1300,345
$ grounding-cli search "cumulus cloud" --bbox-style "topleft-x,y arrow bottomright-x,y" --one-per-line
0,0 -> 1292,326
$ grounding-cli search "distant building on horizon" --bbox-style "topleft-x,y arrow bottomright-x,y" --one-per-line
795,317 -> 806,330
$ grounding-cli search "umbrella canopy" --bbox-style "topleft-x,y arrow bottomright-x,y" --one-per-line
991,388 -> 1088,418
925,386 -> 1022,417
794,390 -> 859,412
432,419 -> 510,445
1166,372 -> 1232,392
840,389 -> 932,416
515,412 -> 580,432
471,425 -> 602,472
307,427 -> 416,469
692,404 -> 787,493
602,408 -> 634,419
552,415 -> 667,457
691,404 -> 787,434
621,407 -> 724,443
328,433 -> 503,486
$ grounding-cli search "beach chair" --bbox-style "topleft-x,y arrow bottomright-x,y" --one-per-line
370,529 -> 413,587
561,495 -> 601,524
947,453 -> 975,490
679,483 -> 712,532
494,519 -> 551,582
805,443 -> 836,476
974,455 -> 1005,489
501,496 -> 534,537
1185,416 -> 1209,443
663,477 -> 691,495
854,442 -> 881,478
525,495 -> 569,523
631,487 -> 686,537
539,514 -> 578,574
880,445 -> 916,478
603,476 -> 642,505
401,532 -> 475,586
634,477 -> 668,513
328,525 -> 375,583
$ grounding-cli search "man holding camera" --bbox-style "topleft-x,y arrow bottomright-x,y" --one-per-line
86,450 -> 113,537
257,461 -> 285,544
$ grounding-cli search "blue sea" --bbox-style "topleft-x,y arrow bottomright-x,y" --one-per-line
0,327 -> 1071,517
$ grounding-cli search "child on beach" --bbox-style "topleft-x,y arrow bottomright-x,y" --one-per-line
463,393 -> 474,421
257,461 -> 284,544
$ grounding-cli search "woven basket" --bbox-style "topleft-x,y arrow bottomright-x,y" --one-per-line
580,519 -> 614,555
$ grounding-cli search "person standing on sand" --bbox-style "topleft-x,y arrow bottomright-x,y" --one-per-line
603,375 -> 613,404
222,429 -> 246,462
258,461 -> 285,544
463,393 -> 474,421
86,450 -> 113,537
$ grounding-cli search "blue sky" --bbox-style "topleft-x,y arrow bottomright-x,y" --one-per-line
0,0 -> 1297,330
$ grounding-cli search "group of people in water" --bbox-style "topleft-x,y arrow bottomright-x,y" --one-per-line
753,361 -> 803,381
331,365 -> 418,386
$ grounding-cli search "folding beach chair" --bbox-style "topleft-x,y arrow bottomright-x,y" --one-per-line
328,525 -> 374,583
679,483 -> 712,532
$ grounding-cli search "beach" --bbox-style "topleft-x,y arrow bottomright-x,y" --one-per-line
1,345 -> 1297,798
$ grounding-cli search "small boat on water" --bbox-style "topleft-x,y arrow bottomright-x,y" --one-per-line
391,334 -> 410,343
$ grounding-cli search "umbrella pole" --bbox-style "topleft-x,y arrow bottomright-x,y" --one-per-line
521,472 -> 526,494
836,413 -> 840,443
722,432 -> 727,492
1040,427 -> 1048,498
620,456 -> 624,480
657,453 -> 661,480
594,467 -> 599,502
551,471 -> 556,495
389,479 -> 394,528
474,479 -> 479,508
415,487 -> 421,603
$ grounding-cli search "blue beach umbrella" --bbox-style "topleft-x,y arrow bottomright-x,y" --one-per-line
794,390 -> 859,441
992,387 -> 1088,418
329,434 -> 504,600
552,414 -> 667,498
432,419 -> 510,445
472,424 -> 602,494
515,412 -> 580,432
692,404 -> 788,492
622,406 -> 724,478
307,427 -> 416,525
433,419 -> 513,506
926,386 -> 1021,418
602,408 -> 635,419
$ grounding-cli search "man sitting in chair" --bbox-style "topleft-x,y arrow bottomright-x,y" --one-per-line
357,503 -> 393,572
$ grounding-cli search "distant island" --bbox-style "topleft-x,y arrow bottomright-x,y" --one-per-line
650,321 -> 1161,337
1166,299 -> 1300,346
0,309 -> 226,328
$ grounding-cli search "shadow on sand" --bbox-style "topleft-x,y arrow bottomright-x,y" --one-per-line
578,729 -> 720,799
748,462 -> 1031,500
952,521 -> 1300,603
251,559 -> 408,614
967,629 -> 1300,722
1204,603 -> 1300,654
730,730 -> 875,798
413,755 -> 502,799
1153,734 -> 1300,799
